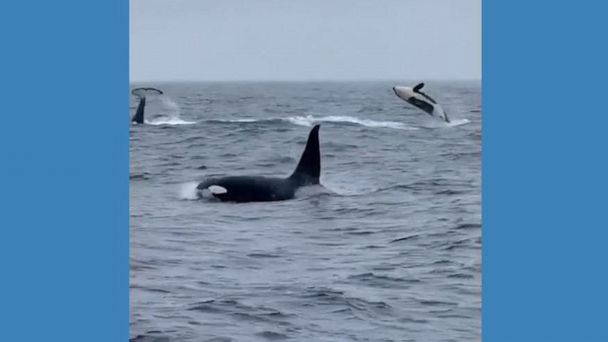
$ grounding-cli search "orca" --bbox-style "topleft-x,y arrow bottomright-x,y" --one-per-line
393,83 -> 450,123
197,125 -> 322,203
131,87 -> 163,124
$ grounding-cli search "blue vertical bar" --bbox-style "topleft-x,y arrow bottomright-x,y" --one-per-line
0,1 -> 128,341
484,0 -> 608,341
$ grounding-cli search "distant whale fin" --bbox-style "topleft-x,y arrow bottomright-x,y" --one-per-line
443,111 -> 451,123
413,83 -> 424,92
289,124 -> 321,185
132,96 -> 146,124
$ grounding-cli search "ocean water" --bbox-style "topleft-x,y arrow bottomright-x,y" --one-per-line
129,81 -> 481,342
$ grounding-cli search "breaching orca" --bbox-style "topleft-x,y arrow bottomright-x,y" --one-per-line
197,125 -> 322,203
131,87 -> 163,124
393,83 -> 450,123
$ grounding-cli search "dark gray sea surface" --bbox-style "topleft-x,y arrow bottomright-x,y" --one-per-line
130,81 -> 481,342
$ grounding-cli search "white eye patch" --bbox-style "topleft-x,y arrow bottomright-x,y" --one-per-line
208,185 -> 228,195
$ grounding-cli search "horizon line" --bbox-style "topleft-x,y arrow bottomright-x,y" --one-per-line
129,78 -> 482,84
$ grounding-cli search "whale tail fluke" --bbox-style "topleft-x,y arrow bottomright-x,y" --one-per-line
289,124 -> 321,186
131,87 -> 163,124
132,96 -> 146,124
131,87 -> 163,97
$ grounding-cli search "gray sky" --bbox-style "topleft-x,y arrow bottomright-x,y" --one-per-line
130,0 -> 480,82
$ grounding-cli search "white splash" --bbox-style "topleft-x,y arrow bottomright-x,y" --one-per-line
446,118 -> 470,127
160,96 -> 181,115
219,118 -> 259,123
146,117 -> 196,125
145,96 -> 196,125
178,182 -> 200,200
206,115 -> 417,130
294,184 -> 334,198
284,115 -> 418,130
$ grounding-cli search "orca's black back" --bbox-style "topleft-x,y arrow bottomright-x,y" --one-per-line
199,176 -> 295,202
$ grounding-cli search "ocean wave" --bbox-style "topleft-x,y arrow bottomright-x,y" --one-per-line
347,272 -> 420,288
207,115 -> 417,130
416,117 -> 471,129
150,114 -> 467,129
146,117 -> 197,125
130,172 -> 151,180
129,334 -> 170,342
207,118 -> 260,123
286,115 -> 416,129
446,118 -> 470,127
299,286 -> 394,318
188,298 -> 295,324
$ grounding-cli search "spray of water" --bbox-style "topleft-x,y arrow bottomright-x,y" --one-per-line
146,96 -> 196,125
178,182 -> 200,200
160,97 -> 181,118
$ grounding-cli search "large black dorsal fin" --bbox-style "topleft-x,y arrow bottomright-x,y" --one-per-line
289,124 -> 321,185
413,82 -> 424,92
132,96 -> 146,124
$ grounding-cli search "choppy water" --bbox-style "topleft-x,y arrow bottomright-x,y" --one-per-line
130,81 -> 481,342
